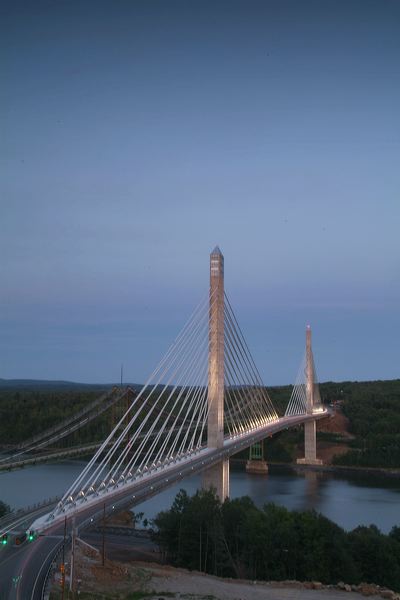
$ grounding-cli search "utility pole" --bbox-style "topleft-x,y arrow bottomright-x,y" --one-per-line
69,517 -> 76,598
61,516 -> 66,600
199,524 -> 202,572
102,503 -> 106,566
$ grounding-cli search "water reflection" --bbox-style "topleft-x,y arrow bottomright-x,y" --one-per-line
0,461 -> 398,533
303,470 -> 320,510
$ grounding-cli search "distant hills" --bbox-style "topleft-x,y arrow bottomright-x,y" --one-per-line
0,378 -> 140,391
1,377 -> 398,393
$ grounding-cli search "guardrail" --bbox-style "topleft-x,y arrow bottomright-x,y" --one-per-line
41,536 -> 70,600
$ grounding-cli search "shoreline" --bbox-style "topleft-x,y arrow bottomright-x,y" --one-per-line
230,458 -> 400,478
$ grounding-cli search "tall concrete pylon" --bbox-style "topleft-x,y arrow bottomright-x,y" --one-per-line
202,246 -> 229,499
297,325 -> 323,465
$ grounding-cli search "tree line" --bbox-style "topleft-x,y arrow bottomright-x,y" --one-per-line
0,501 -> 10,518
330,379 -> 400,468
0,389 -> 112,445
268,379 -> 400,468
153,489 -> 400,591
1,378 -> 399,467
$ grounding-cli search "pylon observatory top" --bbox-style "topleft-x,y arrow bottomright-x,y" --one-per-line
211,246 -> 223,256
210,246 -> 224,277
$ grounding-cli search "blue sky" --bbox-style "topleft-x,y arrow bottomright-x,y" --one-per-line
1,0 -> 399,384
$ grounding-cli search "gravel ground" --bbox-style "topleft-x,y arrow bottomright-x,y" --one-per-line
56,543 -> 387,600
145,563 -> 383,600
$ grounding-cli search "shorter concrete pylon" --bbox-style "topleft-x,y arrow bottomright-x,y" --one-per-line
297,326 -> 322,465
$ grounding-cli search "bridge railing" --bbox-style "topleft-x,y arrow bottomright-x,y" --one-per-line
0,495 -> 61,532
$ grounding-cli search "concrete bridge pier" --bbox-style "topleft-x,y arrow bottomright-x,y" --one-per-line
202,459 -> 230,499
202,247 -> 230,500
246,441 -> 268,474
297,326 -> 322,466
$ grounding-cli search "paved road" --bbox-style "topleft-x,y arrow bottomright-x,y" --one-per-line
0,533 -> 62,600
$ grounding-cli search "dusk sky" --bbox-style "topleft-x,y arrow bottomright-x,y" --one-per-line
1,0 -> 399,385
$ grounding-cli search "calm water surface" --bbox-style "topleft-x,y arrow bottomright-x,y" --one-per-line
0,461 -> 399,533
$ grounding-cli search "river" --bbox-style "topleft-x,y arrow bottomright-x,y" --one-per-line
0,461 -> 399,533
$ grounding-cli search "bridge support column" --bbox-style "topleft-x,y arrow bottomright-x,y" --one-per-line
297,326 -> 322,466
202,247 -> 229,500
202,459 -> 229,499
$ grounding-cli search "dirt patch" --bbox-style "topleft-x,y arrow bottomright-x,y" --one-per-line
317,409 -> 352,438
106,509 -> 135,527
50,547 -> 391,600
317,443 -> 350,464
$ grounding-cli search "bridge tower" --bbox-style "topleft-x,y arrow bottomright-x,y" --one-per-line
202,246 -> 229,500
297,325 -> 322,465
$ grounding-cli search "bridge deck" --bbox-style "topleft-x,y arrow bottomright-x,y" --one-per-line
30,410 -> 329,534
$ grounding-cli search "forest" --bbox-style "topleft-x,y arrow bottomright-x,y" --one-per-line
153,488 -> 400,591
0,378 -> 399,467
266,379 -> 400,468
0,389 -> 111,445
0,501 -> 9,519
330,379 -> 400,468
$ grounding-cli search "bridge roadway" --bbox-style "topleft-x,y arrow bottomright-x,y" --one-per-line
0,410 -> 328,599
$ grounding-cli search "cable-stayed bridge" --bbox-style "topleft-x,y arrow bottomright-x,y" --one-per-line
29,247 -> 328,534
1,247 -> 328,539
